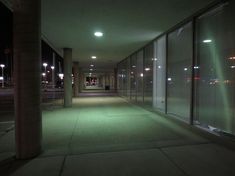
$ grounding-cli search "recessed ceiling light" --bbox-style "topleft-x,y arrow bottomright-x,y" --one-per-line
91,56 -> 97,59
203,39 -> 212,43
90,64 -> 94,67
90,68 -> 93,71
94,32 -> 103,37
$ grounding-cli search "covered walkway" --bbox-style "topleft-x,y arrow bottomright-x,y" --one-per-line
1,96 -> 235,175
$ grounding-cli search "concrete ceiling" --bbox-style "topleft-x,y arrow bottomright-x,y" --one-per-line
9,0 -> 216,68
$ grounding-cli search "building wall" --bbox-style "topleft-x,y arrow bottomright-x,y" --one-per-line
117,0 -> 235,135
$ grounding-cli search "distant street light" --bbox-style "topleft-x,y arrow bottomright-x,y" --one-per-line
0,64 -> 5,88
43,63 -> 48,85
43,63 -> 48,73
51,66 -> 55,88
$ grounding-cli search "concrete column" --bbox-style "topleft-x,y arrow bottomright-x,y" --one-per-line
114,68 -> 117,91
63,48 -> 72,107
13,0 -> 42,159
79,71 -> 84,91
73,62 -> 79,97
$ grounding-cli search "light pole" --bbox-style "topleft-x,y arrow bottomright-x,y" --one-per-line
43,63 -> 48,73
0,64 -> 5,88
43,63 -> 48,86
51,66 -> 55,88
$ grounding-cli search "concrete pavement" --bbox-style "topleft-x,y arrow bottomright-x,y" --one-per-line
0,96 -> 235,175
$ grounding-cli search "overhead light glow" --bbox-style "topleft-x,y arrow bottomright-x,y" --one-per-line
0,64 -> 5,68
228,56 -> 235,60
132,65 -> 136,68
90,68 -> 93,71
203,39 -> 212,43
43,63 -> 48,67
145,68 -> 150,71
94,32 -> 103,37
90,64 -> 94,67
168,78 -> 172,81
140,73 -> 144,77
184,68 -> 188,71
231,66 -> 235,69
91,56 -> 97,59
0,76 -> 3,80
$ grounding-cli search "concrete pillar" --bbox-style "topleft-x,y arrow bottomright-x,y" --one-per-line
13,0 -> 42,159
114,68 -> 117,91
79,71 -> 84,91
73,62 -> 79,97
63,48 -> 72,107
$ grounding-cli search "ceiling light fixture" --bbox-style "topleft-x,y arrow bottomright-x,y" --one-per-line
94,32 -> 103,37
203,39 -> 212,43
91,56 -> 97,59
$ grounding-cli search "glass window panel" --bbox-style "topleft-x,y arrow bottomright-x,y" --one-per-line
167,22 -> 193,122
126,57 -> 131,99
136,50 -> 144,103
130,54 -> 137,101
122,59 -> 127,97
195,2 -> 235,134
144,44 -> 154,106
153,36 -> 166,112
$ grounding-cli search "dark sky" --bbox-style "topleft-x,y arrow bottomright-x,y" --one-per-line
0,2 -> 12,64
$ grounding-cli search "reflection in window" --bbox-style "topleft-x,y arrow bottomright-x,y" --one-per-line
195,2 -> 235,134
153,36 -> 166,112
167,22 -> 193,122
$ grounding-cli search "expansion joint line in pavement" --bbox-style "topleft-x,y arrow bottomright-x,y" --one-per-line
159,148 -> 190,176
68,114 -> 80,152
59,155 -> 67,176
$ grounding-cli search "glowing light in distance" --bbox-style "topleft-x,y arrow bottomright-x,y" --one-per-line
145,68 -> 150,71
51,66 -> 55,70
42,73 -> 46,76
90,64 -> 94,67
184,68 -> 188,71
58,73 -> 64,79
43,63 -> 48,67
168,78 -> 172,81
140,73 -> 144,77
0,64 -> 5,68
228,57 -> 235,60
91,56 -> 97,59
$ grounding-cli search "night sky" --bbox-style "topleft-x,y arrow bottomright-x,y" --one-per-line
0,2 -> 12,80
0,2 -> 63,83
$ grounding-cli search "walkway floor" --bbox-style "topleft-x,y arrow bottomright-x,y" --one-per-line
1,96 -> 235,175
